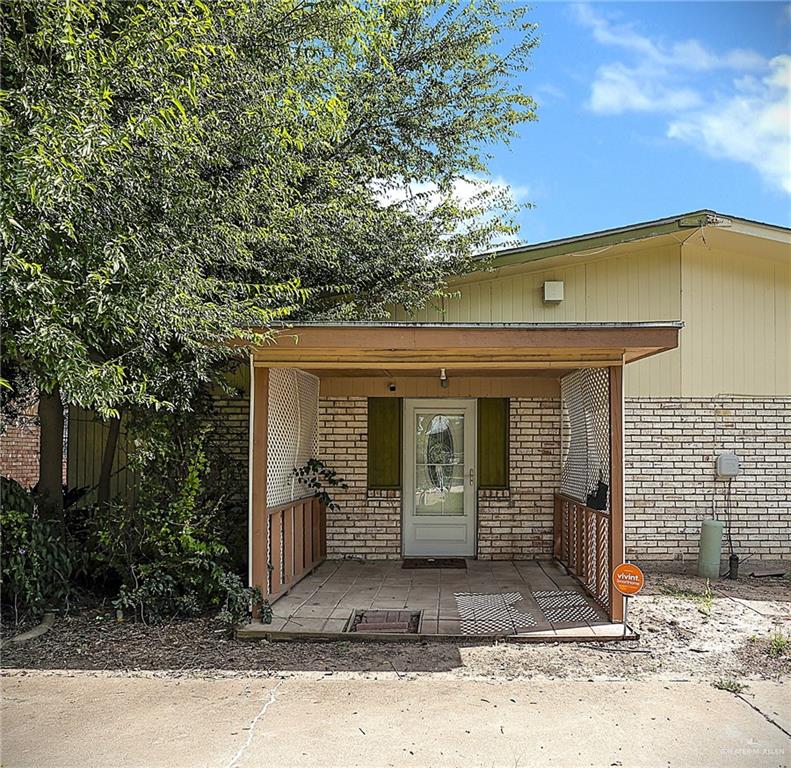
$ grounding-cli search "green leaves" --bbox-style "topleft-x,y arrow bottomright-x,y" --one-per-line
2,0 -> 537,415
0,478 -> 73,620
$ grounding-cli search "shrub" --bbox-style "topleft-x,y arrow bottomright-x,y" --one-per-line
713,678 -> 747,694
0,477 -> 72,622
88,417 -> 260,627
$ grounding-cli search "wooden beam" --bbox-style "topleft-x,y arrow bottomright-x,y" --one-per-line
247,324 -> 681,371
608,365 -> 625,623
253,359 -> 624,370
250,367 -> 269,604
261,324 -> 681,353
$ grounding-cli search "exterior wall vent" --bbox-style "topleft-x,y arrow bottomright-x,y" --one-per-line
543,280 -> 564,303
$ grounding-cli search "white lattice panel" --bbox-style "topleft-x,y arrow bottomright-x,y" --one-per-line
267,368 -> 320,507
560,369 -> 610,508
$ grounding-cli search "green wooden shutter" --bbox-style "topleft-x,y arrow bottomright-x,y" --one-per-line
477,398 -> 509,489
367,398 -> 402,489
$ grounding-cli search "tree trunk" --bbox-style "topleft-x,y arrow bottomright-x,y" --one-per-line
37,390 -> 64,520
97,416 -> 121,507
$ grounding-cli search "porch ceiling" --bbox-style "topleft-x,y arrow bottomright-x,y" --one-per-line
250,321 -> 682,373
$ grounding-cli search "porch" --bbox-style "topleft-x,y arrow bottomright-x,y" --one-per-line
247,322 -> 681,638
239,558 -> 630,641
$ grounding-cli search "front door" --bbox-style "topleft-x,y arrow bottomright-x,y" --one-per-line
403,399 -> 476,557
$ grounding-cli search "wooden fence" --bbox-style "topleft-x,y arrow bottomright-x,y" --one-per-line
265,496 -> 326,601
67,407 -> 136,507
553,493 -> 610,611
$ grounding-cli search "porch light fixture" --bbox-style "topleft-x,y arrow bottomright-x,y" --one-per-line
440,368 -> 449,388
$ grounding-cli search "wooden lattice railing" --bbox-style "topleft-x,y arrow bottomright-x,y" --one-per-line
265,496 -> 326,601
553,493 -> 610,611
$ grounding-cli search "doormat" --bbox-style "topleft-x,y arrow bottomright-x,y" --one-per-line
345,609 -> 422,634
402,558 -> 467,569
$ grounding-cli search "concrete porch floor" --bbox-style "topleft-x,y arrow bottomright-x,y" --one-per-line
240,559 -> 633,641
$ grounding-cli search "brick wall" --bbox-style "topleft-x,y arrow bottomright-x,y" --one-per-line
318,397 -> 401,558
478,399 -> 561,559
1,402 -> 69,488
210,395 -> 250,505
272,393 -> 791,563
624,397 -> 791,562
318,396 -> 561,560
0,408 -> 40,488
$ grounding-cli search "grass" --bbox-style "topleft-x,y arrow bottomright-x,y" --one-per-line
713,678 -> 748,694
768,631 -> 789,659
659,580 -> 714,616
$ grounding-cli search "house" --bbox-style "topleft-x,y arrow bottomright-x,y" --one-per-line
22,209 -> 786,638
237,210 -> 789,637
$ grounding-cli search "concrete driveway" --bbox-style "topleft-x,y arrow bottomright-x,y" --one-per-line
2,673 -> 789,768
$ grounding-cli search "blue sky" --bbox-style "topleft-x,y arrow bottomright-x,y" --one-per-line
485,2 -> 791,244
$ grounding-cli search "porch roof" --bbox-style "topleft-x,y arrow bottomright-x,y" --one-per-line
251,321 -> 682,374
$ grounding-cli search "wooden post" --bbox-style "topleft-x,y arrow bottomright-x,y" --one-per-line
552,495 -> 562,559
608,365 -> 625,622
250,366 -> 269,604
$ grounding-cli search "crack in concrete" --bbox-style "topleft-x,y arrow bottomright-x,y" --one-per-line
735,691 -> 791,739
224,680 -> 283,768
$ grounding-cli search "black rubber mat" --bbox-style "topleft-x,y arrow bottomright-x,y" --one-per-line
402,558 -> 467,569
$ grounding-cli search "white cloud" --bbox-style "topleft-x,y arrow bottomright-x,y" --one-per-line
574,3 -> 790,194
574,3 -> 765,75
372,175 -> 531,246
590,63 -> 701,113
668,55 -> 791,194
534,83 -> 567,106
375,175 -> 530,211
575,4 -> 766,116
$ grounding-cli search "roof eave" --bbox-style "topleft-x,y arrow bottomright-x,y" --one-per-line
480,211 -> 714,269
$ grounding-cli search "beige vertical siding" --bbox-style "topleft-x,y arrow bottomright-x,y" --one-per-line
394,230 -> 790,397
394,242 -> 683,396
681,240 -> 791,396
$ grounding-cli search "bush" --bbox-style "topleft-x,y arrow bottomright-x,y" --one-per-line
87,416 -> 259,626
0,477 -> 72,622
2,393 -> 258,630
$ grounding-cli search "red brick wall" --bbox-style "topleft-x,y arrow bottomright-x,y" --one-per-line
0,409 -> 41,488
1,403 -> 68,489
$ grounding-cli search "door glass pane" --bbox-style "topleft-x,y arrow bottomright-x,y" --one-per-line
414,412 -> 465,516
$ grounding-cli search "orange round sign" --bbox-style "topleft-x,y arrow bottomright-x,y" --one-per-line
612,563 -> 645,596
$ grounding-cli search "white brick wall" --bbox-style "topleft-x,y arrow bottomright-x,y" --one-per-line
319,398 -> 402,558
233,393 -> 790,563
318,397 -> 561,560
478,399 -> 561,559
625,397 -> 791,562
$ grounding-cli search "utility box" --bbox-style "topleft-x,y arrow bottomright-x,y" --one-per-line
716,452 -> 740,478
543,281 -> 564,302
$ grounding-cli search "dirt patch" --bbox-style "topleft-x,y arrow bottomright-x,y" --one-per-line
2,570 -> 789,683
1,608 -> 42,640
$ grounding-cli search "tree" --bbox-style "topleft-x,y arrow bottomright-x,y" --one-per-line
1,0 -> 538,512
